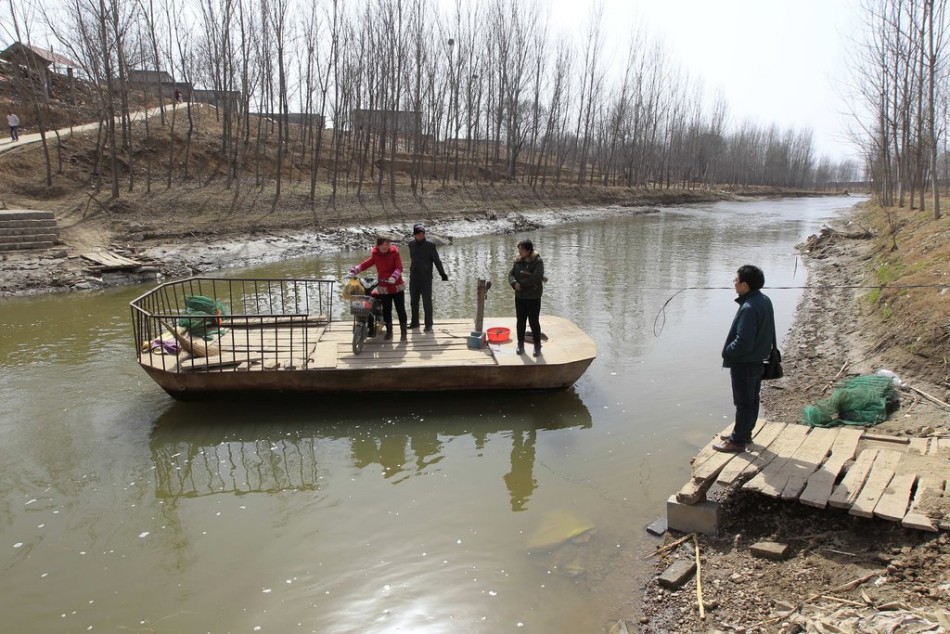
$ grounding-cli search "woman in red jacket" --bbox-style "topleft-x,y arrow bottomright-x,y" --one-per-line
349,237 -> 408,341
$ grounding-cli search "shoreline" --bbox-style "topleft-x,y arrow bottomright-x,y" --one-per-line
636,203 -> 950,632
0,199 -> 683,297
0,188 -> 847,298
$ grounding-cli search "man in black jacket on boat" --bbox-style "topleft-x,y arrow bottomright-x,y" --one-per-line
407,224 -> 448,332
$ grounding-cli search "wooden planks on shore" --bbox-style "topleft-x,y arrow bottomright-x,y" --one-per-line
677,423 -> 950,532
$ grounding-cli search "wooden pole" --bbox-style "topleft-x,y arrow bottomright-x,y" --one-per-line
474,278 -> 486,333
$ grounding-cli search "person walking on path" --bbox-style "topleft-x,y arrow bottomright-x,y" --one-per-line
349,237 -> 409,341
407,224 -> 448,332
508,239 -> 545,357
7,113 -> 19,142
714,264 -> 775,453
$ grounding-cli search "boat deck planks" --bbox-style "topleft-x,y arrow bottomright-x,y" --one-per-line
139,316 -> 590,376
679,424 -> 950,532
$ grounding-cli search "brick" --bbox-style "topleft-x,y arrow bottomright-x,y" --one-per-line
658,559 -> 696,589
667,494 -> 721,536
750,541 -> 791,560
646,517 -> 668,536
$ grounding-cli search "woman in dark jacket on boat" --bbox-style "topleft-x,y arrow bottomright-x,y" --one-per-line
508,239 -> 544,356
350,237 -> 408,341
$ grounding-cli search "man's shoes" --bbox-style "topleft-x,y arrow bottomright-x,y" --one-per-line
720,434 -> 733,441
713,440 -> 746,453
408,322 -> 420,329
533,347 -> 542,357
423,326 -> 433,332
516,346 -> 525,355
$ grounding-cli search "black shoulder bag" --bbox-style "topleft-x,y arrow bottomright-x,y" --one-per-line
762,321 -> 783,380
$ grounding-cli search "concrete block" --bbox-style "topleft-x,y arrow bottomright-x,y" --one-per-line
667,494 -> 720,536
658,559 -> 696,589
750,541 -> 791,560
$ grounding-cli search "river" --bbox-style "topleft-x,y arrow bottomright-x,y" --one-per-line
0,196 -> 860,633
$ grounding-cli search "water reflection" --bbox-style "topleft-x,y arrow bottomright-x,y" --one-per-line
149,390 -> 592,509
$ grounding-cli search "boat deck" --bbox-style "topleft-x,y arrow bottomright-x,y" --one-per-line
141,317 -> 590,373
131,278 -> 596,396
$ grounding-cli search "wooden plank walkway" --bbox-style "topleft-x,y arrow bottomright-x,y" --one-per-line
678,422 -> 950,532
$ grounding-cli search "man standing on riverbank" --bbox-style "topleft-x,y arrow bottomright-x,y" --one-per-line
407,224 -> 448,332
715,264 -> 775,453
7,112 -> 19,142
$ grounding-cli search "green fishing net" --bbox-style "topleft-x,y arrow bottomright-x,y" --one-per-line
177,295 -> 229,340
801,375 -> 899,427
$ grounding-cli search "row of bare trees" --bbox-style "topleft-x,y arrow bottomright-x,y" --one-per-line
854,0 -> 949,218
7,0 -> 860,207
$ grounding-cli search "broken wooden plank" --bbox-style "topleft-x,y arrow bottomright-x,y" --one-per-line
908,438 -> 931,454
692,422 -> 775,480
779,427 -> 840,500
849,449 -> 903,518
742,424 -> 811,496
828,448 -> 879,509
687,428 -> 734,478
716,422 -> 786,486
902,477 -> 946,532
799,427 -> 863,509
873,472 -> 917,522
675,477 -> 716,505
81,249 -> 141,269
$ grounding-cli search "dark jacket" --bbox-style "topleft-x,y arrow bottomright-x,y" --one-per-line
408,238 -> 447,279
508,252 -> 544,300
722,289 -> 775,367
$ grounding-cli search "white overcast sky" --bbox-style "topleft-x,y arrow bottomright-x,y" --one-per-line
547,0 -> 867,162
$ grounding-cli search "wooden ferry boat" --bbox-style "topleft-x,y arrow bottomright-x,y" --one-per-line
130,278 -> 597,399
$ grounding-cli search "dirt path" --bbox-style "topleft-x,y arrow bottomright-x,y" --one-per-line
636,223 -> 950,633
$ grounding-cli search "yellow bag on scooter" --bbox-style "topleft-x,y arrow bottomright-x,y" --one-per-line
342,277 -> 365,301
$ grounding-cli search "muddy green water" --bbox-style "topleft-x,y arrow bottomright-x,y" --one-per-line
0,197 -> 859,632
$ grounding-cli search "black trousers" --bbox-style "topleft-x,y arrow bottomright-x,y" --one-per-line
409,276 -> 434,327
514,297 -> 541,349
379,291 -> 407,329
729,364 -> 764,444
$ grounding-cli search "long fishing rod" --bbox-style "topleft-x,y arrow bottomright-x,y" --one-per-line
652,283 -> 950,337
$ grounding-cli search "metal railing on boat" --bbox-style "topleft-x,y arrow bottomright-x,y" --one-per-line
130,277 -> 336,374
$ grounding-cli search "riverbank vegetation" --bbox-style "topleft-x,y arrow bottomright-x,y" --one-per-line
3,0 -> 859,215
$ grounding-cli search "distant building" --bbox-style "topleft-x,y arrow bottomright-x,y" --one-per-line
127,68 -> 189,103
0,42 -> 80,99
0,42 -> 79,73
351,109 -> 420,136
127,69 -> 174,84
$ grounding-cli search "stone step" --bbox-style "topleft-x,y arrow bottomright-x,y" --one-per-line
0,226 -> 60,237
0,240 -> 55,252
0,233 -> 58,244
0,210 -> 55,221
0,218 -> 59,229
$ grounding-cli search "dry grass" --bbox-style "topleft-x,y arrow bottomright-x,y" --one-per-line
859,201 -> 950,381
